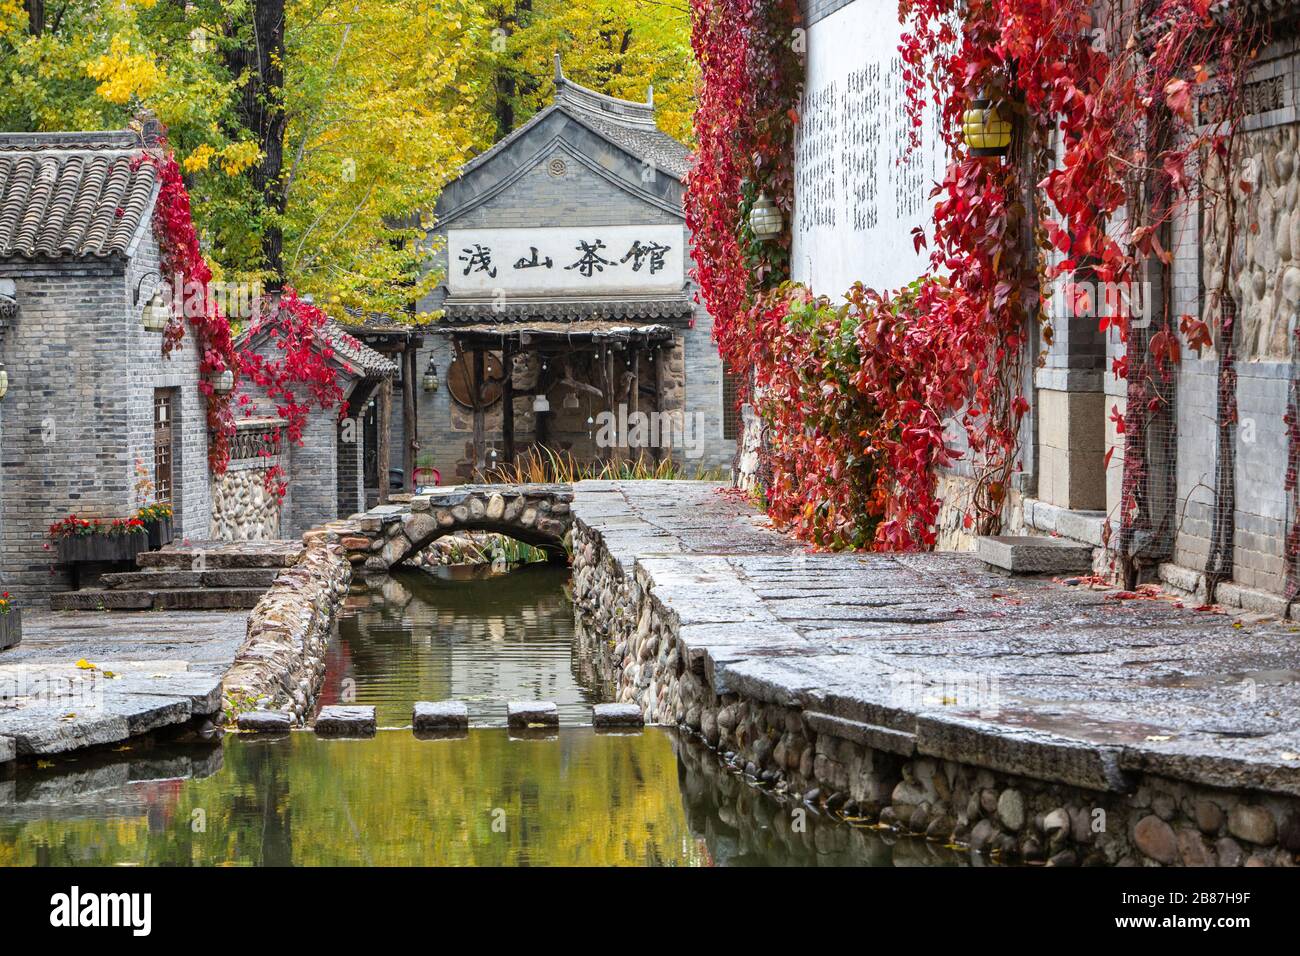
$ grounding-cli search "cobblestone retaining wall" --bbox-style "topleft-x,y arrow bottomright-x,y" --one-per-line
210,461 -> 283,540
221,533 -> 350,723
571,521 -> 1300,867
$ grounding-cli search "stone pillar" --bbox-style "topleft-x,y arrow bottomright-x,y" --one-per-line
1036,280 -> 1108,511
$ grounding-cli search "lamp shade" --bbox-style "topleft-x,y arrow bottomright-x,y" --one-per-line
143,292 -> 170,332
961,97 -> 1013,157
749,192 -> 784,239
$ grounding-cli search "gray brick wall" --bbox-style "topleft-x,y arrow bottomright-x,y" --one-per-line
0,226 -> 210,602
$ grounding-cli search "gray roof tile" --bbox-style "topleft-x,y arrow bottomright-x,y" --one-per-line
0,130 -> 158,260
458,71 -> 692,183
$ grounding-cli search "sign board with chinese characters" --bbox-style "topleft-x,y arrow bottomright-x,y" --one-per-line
446,225 -> 684,297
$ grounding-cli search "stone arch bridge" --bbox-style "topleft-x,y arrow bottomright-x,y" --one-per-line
315,484 -> 574,572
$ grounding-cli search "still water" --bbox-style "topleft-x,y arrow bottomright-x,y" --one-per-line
0,564 -> 971,867
322,565 -> 602,727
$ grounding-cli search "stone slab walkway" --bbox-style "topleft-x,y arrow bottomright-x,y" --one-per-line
572,481 -> 1300,798
0,608 -> 246,759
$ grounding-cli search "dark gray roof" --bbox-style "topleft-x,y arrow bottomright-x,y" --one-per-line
458,63 -> 691,182
439,293 -> 694,325
0,129 -> 158,260
235,312 -> 398,380
320,319 -> 399,378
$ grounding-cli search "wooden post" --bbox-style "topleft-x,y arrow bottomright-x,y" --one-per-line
376,375 -> 392,504
628,345 -> 640,466
472,347 -> 486,474
652,343 -> 665,464
402,343 -> 416,491
501,341 -> 515,466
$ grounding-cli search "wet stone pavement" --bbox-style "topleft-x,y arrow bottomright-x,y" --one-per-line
0,609 -> 245,758
572,481 -> 1300,799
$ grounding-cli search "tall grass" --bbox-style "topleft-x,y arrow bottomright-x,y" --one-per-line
476,446 -> 728,484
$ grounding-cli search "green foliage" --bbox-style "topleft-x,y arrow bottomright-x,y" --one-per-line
0,0 -> 693,315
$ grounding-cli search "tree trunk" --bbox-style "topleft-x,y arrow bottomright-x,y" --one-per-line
225,0 -> 288,289
24,0 -> 42,35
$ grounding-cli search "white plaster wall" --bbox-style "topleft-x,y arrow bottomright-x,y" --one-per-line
792,0 -> 945,296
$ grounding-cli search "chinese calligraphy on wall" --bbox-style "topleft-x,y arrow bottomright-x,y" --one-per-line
446,225 -> 684,297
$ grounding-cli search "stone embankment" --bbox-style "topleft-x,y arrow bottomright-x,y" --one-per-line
221,532 -> 351,723
571,480 -> 1300,866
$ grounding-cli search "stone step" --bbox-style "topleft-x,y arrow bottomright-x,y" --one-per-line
506,700 -> 559,728
136,542 -> 302,570
51,587 -> 267,611
314,705 -> 376,737
99,568 -> 281,590
975,534 -> 1095,575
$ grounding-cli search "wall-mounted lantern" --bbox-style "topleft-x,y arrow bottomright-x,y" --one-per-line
533,394 -> 551,414
209,368 -> 234,393
961,91 -> 1014,158
749,192 -> 784,240
134,271 -> 170,332
143,292 -> 171,332
0,365 -> 8,399
563,390 -> 579,410
422,358 -> 439,393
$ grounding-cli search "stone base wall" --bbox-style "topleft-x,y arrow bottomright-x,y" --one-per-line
221,534 -> 350,724
571,520 -> 1300,866
210,461 -> 283,541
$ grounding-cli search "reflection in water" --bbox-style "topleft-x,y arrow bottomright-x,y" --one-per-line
0,730 -> 972,866
323,565 -> 602,727
1,566 -> 973,867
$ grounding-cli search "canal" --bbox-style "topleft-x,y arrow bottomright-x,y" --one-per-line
0,564 -> 972,866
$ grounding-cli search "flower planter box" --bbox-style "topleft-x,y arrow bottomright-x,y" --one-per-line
55,534 -> 148,565
0,607 -> 20,651
144,516 -> 173,550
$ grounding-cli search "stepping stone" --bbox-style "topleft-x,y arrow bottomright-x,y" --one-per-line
413,700 -> 469,731
314,705 -> 376,737
975,535 -> 1094,575
237,710 -> 293,733
506,700 -> 559,728
592,703 -> 643,728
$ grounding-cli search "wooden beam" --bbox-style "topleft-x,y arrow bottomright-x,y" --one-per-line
629,346 -> 640,466
501,342 -> 516,466
472,348 -> 485,474
402,345 -> 416,492
376,376 -> 392,505
652,344 -> 664,464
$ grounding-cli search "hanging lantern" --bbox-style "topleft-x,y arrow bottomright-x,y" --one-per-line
961,92 -> 1014,157
209,368 -> 234,393
422,359 -> 439,393
533,394 -> 551,414
143,292 -> 170,332
749,192 -> 784,240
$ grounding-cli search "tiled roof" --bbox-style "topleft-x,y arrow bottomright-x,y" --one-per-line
457,60 -> 692,182
439,293 -> 695,324
0,129 -> 158,260
431,320 -> 677,343
320,319 -> 399,378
